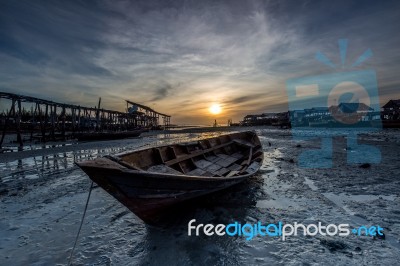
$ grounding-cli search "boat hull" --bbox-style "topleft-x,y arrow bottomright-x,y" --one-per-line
76,131 -> 264,224
78,161 -> 253,223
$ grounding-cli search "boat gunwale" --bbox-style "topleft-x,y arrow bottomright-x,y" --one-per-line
111,130 -> 248,158
76,130 -> 263,182
76,159 -> 261,182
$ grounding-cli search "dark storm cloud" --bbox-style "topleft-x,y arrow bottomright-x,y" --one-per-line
0,1 -> 113,76
150,83 -> 174,101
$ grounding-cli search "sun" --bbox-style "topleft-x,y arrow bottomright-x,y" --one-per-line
209,103 -> 222,115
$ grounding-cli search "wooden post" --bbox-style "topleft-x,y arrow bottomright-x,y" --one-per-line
16,99 -> 23,147
30,103 -> 39,141
95,98 -> 101,132
43,104 -> 49,142
0,99 -> 15,148
71,107 -> 76,133
78,107 -> 81,132
51,105 -> 55,141
37,104 -> 43,142
61,105 -> 66,140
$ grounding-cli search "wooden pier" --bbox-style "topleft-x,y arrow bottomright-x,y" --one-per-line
126,100 -> 171,130
0,92 -> 170,148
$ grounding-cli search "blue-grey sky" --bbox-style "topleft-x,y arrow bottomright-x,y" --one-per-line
0,0 -> 399,124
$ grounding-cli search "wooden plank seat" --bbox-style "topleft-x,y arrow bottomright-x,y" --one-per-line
165,141 -> 234,166
147,165 -> 184,175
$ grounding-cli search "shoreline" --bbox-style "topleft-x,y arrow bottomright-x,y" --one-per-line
0,126 -> 267,163
1,125 -> 399,163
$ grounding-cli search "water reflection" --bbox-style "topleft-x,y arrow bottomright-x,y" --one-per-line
0,132 -> 232,186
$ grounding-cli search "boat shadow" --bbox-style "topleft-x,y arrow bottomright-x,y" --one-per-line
132,174 -> 269,264
148,174 -> 266,228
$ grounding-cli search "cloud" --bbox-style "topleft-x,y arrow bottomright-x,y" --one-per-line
0,0 -> 399,124
150,83 -> 174,101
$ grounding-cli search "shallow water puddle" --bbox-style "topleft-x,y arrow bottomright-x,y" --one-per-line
256,198 -> 301,210
257,155 -> 303,210
303,177 -> 318,191
322,192 -> 396,216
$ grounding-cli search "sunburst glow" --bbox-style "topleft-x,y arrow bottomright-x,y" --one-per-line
209,103 -> 222,115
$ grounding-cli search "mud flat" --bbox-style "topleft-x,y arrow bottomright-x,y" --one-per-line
0,127 -> 399,265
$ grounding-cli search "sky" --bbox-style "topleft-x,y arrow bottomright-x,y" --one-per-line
0,0 -> 399,125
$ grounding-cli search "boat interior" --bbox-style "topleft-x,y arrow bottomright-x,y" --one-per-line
111,132 -> 264,177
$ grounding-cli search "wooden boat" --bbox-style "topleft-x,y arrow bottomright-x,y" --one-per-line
76,131 -> 264,224
74,130 -> 142,141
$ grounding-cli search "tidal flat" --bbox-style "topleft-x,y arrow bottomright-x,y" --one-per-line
1,127 -> 399,265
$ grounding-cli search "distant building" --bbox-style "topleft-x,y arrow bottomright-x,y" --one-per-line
289,110 -> 306,126
241,113 -> 279,126
290,107 -> 331,126
329,103 -> 378,123
289,103 -> 378,126
382,99 -> 400,120
243,102 -> 383,128
331,102 -> 373,114
305,107 -> 330,119
242,114 -> 260,125
242,100 -> 400,128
